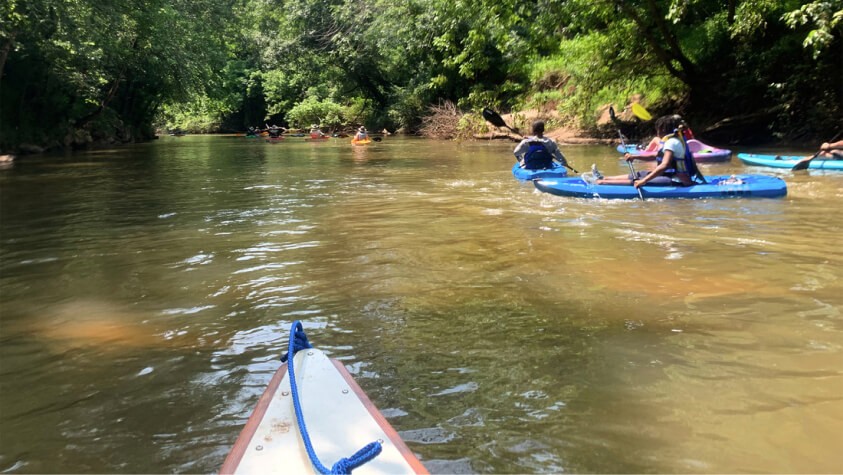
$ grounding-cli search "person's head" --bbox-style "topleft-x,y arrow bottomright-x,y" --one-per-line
655,114 -> 685,137
359,126 -> 366,132
531,120 -> 545,136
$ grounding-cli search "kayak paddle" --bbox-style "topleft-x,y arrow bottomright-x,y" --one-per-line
609,106 -> 645,201
481,108 -> 520,135
791,130 -> 843,171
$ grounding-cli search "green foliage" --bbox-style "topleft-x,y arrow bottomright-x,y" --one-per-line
523,33 -> 684,126
158,96 -> 234,133
2,0 -> 840,150
1,0 -> 231,149
782,0 -> 843,58
286,97 -> 345,129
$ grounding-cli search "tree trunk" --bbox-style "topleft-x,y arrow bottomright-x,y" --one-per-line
0,33 -> 15,127
0,33 -> 15,95
613,0 -> 697,85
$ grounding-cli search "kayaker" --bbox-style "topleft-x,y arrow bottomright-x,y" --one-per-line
354,126 -> 368,141
266,124 -> 285,138
512,120 -> 570,170
590,115 -> 702,187
310,125 -> 326,138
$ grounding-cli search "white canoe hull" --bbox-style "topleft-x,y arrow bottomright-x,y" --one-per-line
221,348 -> 427,474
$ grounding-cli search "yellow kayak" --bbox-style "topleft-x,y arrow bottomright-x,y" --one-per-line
351,138 -> 371,145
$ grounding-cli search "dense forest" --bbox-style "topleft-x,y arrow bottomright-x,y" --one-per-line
1,0 -> 840,153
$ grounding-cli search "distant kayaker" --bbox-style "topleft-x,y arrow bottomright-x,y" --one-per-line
354,126 -> 368,141
310,125 -> 326,138
513,120 -> 570,170
590,115 -> 702,187
266,124 -> 285,138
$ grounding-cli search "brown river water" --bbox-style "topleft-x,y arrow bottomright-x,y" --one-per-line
1,135 -> 841,473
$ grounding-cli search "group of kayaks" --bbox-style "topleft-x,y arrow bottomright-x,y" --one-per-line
513,138 -> 838,200
245,133 -> 374,145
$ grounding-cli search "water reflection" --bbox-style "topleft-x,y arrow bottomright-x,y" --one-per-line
1,137 -> 842,473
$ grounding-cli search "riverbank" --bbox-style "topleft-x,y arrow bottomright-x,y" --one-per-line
474,108 -> 618,145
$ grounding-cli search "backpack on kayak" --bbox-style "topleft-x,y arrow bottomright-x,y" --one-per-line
523,141 -> 554,169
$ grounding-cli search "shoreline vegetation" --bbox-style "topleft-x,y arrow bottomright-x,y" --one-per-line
1,1 -> 840,156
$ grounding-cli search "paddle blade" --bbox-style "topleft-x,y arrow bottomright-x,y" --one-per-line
791,153 -> 818,171
631,103 -> 652,121
482,108 -> 507,128
608,106 -> 617,122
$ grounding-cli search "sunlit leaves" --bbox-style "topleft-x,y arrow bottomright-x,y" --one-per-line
782,0 -> 843,58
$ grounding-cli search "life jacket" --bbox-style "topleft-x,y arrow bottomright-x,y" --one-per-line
523,141 -> 554,169
656,128 -> 704,183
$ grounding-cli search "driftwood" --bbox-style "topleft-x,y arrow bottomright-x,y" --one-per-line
474,132 -> 521,142
473,132 -> 614,145
420,101 -> 464,139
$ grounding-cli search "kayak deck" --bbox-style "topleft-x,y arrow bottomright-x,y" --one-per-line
511,162 -> 567,180
221,348 -> 427,474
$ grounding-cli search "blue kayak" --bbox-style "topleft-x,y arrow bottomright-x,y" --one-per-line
738,153 -> 843,170
512,162 -> 568,180
533,174 -> 787,199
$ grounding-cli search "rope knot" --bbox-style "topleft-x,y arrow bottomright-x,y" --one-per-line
329,442 -> 383,474
330,459 -> 352,474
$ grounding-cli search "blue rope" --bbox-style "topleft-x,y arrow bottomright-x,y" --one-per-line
283,321 -> 383,474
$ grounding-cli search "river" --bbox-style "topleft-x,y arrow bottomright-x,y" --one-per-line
1,135 -> 841,473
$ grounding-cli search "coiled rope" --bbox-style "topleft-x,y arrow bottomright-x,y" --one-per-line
281,321 -> 383,474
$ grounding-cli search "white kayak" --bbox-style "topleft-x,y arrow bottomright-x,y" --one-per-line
221,323 -> 427,475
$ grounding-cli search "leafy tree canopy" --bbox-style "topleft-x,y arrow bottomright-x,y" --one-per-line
1,0 -> 840,150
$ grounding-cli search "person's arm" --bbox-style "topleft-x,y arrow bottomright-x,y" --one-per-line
548,142 -> 569,167
821,140 -> 843,151
635,150 -> 672,187
513,139 -> 528,162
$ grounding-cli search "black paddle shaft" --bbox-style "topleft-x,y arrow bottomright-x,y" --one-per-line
609,106 -> 645,201
792,130 -> 843,171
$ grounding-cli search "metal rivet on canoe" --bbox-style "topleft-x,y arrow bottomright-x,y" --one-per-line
342,389 -> 349,394
281,391 -> 289,396
255,445 -> 263,451
307,351 -> 314,356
